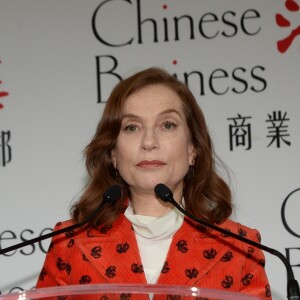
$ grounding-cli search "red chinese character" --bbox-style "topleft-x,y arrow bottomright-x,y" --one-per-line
0,60 -> 9,110
276,0 -> 300,53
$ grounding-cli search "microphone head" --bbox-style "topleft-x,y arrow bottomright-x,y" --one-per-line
103,185 -> 122,205
154,183 -> 173,203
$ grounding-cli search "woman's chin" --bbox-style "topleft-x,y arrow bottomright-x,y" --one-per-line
130,179 -> 181,196
129,180 -> 163,194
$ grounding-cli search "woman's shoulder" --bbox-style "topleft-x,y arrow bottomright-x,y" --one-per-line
219,218 -> 262,243
52,219 -> 74,230
50,219 -> 77,242
51,214 -> 131,238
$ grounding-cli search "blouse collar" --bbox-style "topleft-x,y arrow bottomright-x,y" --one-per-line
124,201 -> 184,240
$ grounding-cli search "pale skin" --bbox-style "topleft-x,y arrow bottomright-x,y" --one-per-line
112,84 -> 195,217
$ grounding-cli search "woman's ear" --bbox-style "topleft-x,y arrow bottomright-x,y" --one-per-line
111,149 -> 117,169
188,144 -> 196,166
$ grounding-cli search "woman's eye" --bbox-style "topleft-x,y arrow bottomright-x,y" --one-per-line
163,121 -> 177,130
123,124 -> 138,132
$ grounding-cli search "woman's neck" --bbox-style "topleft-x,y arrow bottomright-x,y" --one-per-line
129,186 -> 183,217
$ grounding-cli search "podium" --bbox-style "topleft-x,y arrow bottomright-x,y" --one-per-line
0,284 -> 266,300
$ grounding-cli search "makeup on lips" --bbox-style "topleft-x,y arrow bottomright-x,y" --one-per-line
136,160 -> 166,168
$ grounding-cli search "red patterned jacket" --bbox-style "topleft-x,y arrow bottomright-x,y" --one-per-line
36,214 -> 271,299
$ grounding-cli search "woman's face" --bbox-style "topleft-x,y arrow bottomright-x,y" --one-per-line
112,84 -> 195,197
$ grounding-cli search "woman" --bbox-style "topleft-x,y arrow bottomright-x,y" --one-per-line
36,68 -> 271,298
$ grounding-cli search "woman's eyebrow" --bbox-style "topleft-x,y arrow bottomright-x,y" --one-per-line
121,109 -> 182,120
121,113 -> 140,119
159,108 -> 181,117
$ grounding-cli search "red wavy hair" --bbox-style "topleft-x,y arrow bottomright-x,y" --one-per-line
71,67 -> 232,226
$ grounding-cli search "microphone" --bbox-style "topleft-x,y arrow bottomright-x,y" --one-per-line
0,185 -> 122,255
155,183 -> 300,300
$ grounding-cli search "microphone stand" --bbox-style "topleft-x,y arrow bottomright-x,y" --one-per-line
155,183 -> 300,300
0,185 -> 121,256
0,216 -> 86,255
1,206 -> 96,255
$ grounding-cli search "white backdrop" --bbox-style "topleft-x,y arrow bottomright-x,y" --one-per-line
0,1 -> 299,299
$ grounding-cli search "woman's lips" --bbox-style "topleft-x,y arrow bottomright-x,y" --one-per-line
136,160 -> 166,168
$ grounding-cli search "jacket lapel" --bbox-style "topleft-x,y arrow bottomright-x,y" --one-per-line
72,214 -> 235,287
74,215 -> 147,284
158,218 -> 234,285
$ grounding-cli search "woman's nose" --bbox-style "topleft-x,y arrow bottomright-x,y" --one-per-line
141,128 -> 159,151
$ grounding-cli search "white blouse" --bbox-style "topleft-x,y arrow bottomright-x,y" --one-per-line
124,202 -> 184,284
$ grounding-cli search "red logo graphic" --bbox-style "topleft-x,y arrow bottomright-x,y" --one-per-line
276,0 -> 300,53
0,60 -> 9,110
